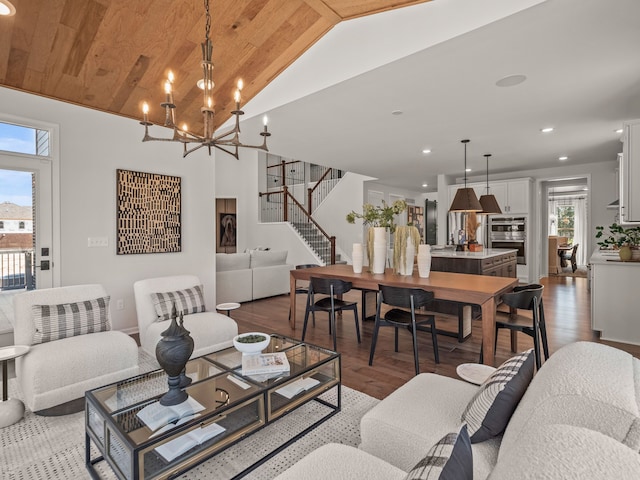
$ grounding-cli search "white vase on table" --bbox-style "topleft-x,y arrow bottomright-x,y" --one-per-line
352,243 -> 364,273
370,227 -> 387,274
399,236 -> 416,276
417,244 -> 432,278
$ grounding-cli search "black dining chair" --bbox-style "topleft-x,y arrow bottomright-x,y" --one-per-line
562,244 -> 579,272
288,264 -> 320,322
369,284 -> 439,375
302,277 -> 360,351
481,284 -> 548,369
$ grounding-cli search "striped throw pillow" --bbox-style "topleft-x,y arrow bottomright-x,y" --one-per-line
461,349 -> 534,443
150,285 -> 206,321
404,424 -> 473,480
32,296 -> 111,344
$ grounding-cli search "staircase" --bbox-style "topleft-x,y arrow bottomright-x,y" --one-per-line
291,221 -> 345,265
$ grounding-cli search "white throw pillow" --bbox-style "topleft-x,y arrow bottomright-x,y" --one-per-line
250,250 -> 287,267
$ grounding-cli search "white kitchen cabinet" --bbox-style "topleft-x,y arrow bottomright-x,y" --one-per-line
487,179 -> 531,214
619,120 -> 640,224
590,248 -> 640,345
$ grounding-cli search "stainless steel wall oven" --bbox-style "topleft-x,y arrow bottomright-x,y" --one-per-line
489,216 -> 527,265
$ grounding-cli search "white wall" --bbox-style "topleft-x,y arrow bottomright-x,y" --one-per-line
313,172 -> 375,262
0,86 -> 216,333
215,150 -> 319,267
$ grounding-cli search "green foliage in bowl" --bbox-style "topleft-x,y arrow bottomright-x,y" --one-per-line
236,334 -> 267,344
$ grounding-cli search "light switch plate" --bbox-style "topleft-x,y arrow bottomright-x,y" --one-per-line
88,237 -> 108,248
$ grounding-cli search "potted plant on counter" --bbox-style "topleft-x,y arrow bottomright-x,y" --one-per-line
595,223 -> 640,261
346,200 -> 407,273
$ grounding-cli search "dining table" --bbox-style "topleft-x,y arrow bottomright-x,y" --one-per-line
289,264 -> 518,366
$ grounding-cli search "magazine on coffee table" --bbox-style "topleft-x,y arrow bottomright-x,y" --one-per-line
155,422 -> 226,462
241,352 -> 290,376
137,396 -> 205,432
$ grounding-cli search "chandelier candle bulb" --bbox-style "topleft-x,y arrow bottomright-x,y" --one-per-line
142,103 -> 149,124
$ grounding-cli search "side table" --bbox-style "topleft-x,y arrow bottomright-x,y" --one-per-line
216,302 -> 241,317
456,363 -> 496,386
0,345 -> 30,428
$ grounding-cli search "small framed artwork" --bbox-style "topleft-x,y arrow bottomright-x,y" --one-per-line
219,213 -> 237,248
116,169 -> 181,254
216,198 -> 237,253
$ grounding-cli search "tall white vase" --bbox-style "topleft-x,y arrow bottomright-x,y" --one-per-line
417,244 -> 432,278
371,227 -> 387,274
399,236 -> 416,276
352,243 -> 364,274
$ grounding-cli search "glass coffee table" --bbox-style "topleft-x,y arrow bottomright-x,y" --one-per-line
85,334 -> 340,480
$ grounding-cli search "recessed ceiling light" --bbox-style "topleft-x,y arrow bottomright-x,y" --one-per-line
559,156 -> 568,161
615,128 -> 624,134
422,183 -> 428,188
0,0 -> 16,16
541,127 -> 554,133
495,74 -> 527,87
422,149 -> 431,154
465,168 -> 472,172
391,110 -> 403,116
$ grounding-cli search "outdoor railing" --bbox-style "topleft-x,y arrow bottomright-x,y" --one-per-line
0,249 -> 34,290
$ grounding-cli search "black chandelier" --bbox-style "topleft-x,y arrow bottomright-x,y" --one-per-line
140,0 -> 270,159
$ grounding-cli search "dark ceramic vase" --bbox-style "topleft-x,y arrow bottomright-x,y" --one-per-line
156,305 -> 195,406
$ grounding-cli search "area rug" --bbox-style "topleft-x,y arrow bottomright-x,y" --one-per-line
0,349 -> 379,480
551,266 -> 588,278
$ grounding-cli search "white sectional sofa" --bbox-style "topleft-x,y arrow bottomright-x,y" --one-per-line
216,250 -> 293,304
275,341 -> 640,480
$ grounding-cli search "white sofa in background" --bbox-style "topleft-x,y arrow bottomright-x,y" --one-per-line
12,284 -> 139,413
275,341 -> 640,479
216,250 -> 293,304
134,275 -> 238,358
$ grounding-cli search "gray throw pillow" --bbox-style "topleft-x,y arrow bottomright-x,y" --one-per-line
32,296 -> 111,344
404,424 -> 473,480
461,349 -> 535,443
150,285 -> 206,321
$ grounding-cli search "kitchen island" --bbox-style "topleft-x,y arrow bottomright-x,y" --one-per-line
590,248 -> 640,345
431,248 -> 518,278
424,248 -> 518,342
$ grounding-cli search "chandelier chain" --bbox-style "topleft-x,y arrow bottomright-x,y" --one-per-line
204,0 -> 210,41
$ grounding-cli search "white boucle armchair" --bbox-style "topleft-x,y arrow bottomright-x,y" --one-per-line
134,275 -> 238,359
12,284 -> 139,413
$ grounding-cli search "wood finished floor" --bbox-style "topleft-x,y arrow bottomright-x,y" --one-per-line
232,275 -> 640,400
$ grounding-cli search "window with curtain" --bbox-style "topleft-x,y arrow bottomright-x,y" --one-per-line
548,196 -> 587,265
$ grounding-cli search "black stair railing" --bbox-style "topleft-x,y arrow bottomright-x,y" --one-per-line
259,185 -> 336,264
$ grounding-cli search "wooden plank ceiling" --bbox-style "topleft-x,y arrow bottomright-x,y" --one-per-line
0,0 -> 429,132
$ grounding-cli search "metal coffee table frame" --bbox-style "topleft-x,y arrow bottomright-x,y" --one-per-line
85,334 -> 341,480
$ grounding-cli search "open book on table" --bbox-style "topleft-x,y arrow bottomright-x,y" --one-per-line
276,377 -> 320,399
137,396 -> 205,432
241,352 -> 290,376
155,422 -> 226,462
